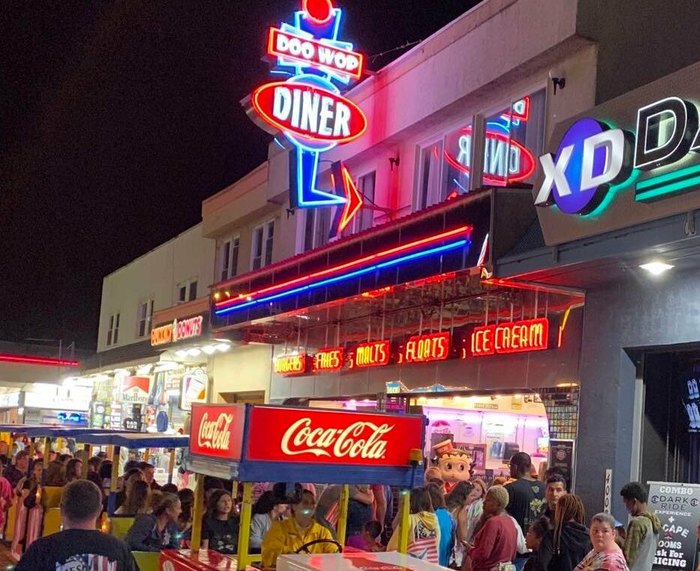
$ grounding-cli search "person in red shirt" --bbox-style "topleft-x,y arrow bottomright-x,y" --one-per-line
464,485 -> 518,571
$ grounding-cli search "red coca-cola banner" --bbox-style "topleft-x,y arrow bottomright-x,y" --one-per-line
246,407 -> 423,467
189,404 -> 246,461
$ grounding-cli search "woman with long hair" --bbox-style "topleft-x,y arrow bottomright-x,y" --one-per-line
465,479 -> 487,544
201,489 -> 240,554
177,488 -> 195,544
115,480 -> 151,516
45,461 -> 66,487
65,458 -> 82,483
446,481 -> 474,568
125,492 -> 181,551
387,486 -> 441,564
547,495 -> 591,571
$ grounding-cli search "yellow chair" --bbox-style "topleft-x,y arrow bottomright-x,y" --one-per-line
109,516 -> 135,541
42,507 -> 61,536
132,551 -> 160,571
41,486 -> 63,510
5,499 -> 17,542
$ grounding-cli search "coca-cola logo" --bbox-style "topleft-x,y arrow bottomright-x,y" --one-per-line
281,417 -> 394,460
197,412 -> 234,451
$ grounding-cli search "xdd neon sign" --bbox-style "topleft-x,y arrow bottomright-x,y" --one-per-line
248,0 -> 366,234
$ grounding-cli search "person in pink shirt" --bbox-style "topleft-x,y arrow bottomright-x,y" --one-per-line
574,513 -> 629,571
0,462 -> 12,531
464,485 -> 518,571
346,520 -> 383,552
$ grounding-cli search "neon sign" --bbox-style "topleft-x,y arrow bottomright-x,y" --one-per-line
150,315 -> 204,346
274,353 -> 310,376
214,226 -> 472,316
469,318 -> 549,356
400,332 -> 451,364
248,0 -> 366,232
444,98 -> 536,186
351,340 -> 391,368
312,347 -> 344,373
534,96 -> 700,215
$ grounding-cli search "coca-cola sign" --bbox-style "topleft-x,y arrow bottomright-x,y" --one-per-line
246,407 -> 424,467
189,404 -> 245,461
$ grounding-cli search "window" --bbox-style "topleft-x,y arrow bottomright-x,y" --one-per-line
176,281 -> 198,304
252,220 -> 275,270
340,171 -> 376,237
415,88 -> 546,210
219,236 -> 240,281
416,140 -> 446,210
137,301 -> 154,338
304,208 -> 331,251
107,313 -> 120,346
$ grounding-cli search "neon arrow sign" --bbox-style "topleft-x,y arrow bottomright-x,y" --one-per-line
248,0 -> 366,231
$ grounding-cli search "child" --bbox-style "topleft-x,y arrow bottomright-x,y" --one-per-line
346,520 -> 383,552
524,517 -> 551,571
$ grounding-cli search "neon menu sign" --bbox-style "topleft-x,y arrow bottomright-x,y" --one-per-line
248,0 -> 366,235
312,347 -> 344,373
351,340 -> 391,369
399,332 -> 451,364
444,97 -> 536,186
469,318 -> 549,356
274,353 -> 309,376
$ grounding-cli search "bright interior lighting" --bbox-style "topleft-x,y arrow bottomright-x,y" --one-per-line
187,348 -> 201,357
201,345 -> 216,355
639,261 -> 674,275
175,350 -> 188,358
215,343 -> 231,352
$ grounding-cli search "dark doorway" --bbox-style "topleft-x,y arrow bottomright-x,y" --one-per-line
641,351 -> 700,484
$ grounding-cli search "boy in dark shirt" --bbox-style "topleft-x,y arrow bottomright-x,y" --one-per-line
16,479 -> 138,571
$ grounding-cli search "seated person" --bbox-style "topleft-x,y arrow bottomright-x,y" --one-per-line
201,490 -> 240,554
262,490 -> 338,568
346,520 -> 383,552
124,493 -> 181,551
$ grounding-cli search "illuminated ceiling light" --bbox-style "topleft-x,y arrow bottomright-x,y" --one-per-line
175,350 -> 188,358
639,261 -> 674,275
201,345 -> 216,355
215,343 -> 231,352
213,292 -> 221,300
187,348 -> 201,357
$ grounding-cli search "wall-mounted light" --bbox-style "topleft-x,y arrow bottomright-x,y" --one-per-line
639,261 -> 674,276
549,68 -> 566,95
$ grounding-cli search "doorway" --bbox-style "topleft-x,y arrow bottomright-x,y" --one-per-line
641,351 -> 700,484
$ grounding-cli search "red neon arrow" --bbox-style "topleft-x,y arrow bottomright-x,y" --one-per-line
337,165 -> 363,233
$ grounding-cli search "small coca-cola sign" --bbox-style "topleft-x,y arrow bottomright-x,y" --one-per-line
189,404 -> 245,461
246,407 -> 423,467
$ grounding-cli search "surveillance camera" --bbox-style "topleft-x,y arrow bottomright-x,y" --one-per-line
548,68 -> 565,81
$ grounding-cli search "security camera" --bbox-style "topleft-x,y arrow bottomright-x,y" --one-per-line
549,68 -> 566,94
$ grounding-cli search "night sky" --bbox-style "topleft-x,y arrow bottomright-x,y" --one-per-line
1,1 -> 479,349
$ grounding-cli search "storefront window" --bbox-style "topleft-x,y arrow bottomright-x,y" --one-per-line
416,89 -> 546,210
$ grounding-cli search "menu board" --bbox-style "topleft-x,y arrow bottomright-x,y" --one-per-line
548,439 -> 575,490
649,482 -> 700,571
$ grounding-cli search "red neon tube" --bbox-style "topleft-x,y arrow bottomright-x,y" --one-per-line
0,354 -> 79,367
215,226 -> 471,310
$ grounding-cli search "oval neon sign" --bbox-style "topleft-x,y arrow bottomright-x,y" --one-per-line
252,81 -> 367,144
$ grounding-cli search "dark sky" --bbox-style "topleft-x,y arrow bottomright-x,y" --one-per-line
1,1 -> 479,349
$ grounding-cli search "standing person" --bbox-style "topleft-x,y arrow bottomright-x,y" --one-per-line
574,513 -> 629,571
542,474 -> 567,520
427,483 -> 456,567
316,483 -> 373,531
201,490 -> 240,554
15,479 -> 138,571
387,486 -> 441,564
465,479 -> 488,544
547,494 -> 591,571
446,481 -> 474,567
524,517 -> 551,571
506,453 -> 545,571
463,485 -> 518,571
5,450 -> 29,489
619,482 -> 661,571
124,492 -> 181,551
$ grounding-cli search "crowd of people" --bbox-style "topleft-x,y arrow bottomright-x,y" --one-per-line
0,441 -> 679,570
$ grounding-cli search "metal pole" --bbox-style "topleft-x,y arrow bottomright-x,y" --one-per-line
191,473 -> 205,552
397,489 -> 411,553
337,484 -> 349,546
237,481 -> 254,570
